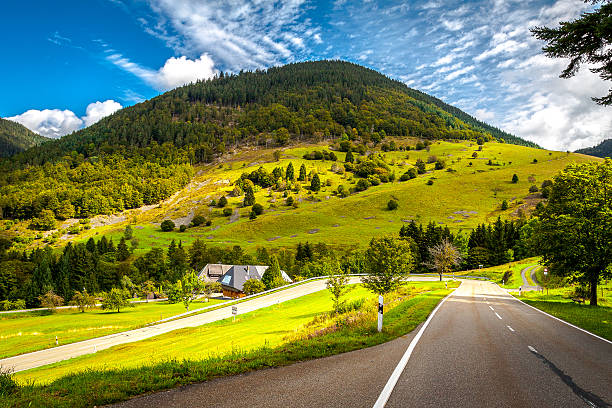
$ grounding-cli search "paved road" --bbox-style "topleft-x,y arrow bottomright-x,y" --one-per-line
0,277 -> 440,373
520,264 -> 541,291
112,280 -> 612,408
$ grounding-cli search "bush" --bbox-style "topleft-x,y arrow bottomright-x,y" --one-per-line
472,152 -> 478,158
477,137 -> 485,145
249,211 -> 257,220
252,203 -> 264,215
191,215 -> 207,227
179,225 -> 187,232
205,220 -> 212,226
223,208 -> 233,217
0,367 -> 18,397
209,199 -> 217,207
541,186 -> 551,199
415,141 -> 425,150
217,196 -> 228,207
501,270 -> 512,285
160,220 -> 175,232
243,279 -> 266,295
286,196 -> 294,206
387,199 -> 399,210
427,155 -> 437,164
511,174 -> 519,183
529,185 -> 539,193
426,179 -> 434,185
501,200 -> 509,210
415,159 -> 426,174
355,178 -> 370,191
434,159 -> 446,170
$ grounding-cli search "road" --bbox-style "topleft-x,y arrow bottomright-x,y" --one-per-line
520,264 -> 541,291
112,280 -> 612,408
0,276 -> 439,373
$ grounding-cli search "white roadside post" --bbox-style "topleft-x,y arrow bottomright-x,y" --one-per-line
378,295 -> 383,332
544,269 -> 548,294
232,305 -> 238,322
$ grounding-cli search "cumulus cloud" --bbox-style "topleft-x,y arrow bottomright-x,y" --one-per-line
108,53 -> 217,91
7,100 -> 122,138
82,100 -> 122,127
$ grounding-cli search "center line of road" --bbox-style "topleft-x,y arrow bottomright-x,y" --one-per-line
507,325 -> 515,332
489,306 -> 494,311
528,345 -> 538,353
495,312 -> 502,320
372,290 -> 456,408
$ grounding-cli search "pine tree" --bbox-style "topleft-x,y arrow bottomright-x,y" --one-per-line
298,164 -> 307,181
311,173 -> 321,192
345,149 -> 354,163
117,237 -> 130,262
286,162 -> 295,180
243,185 -> 255,206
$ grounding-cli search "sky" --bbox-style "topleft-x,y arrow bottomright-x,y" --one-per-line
1,0 -> 609,150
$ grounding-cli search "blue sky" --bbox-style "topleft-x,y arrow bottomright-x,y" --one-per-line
2,0 -> 609,150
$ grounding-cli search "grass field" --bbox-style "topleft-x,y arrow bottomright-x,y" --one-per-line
3,281 -> 455,407
456,258 -> 539,289
17,139 -> 597,256
15,282 -> 441,385
0,298 -> 226,359
518,283 -> 612,341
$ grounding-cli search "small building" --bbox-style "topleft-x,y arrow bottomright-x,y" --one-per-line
200,264 -> 292,298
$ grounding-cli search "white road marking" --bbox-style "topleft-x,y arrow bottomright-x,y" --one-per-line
372,290 -> 456,408
528,345 -> 538,353
489,306 -> 494,311
495,312 -> 502,320
507,325 -> 515,332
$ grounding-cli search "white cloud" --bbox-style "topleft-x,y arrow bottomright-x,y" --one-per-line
446,65 -> 474,81
475,108 -> 495,122
7,100 -> 122,138
82,100 -> 122,127
474,39 -> 528,62
108,53 -> 217,91
144,0 -> 315,70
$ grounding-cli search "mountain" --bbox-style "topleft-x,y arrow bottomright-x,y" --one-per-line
576,139 -> 612,158
0,118 -> 49,157
0,60 -> 537,223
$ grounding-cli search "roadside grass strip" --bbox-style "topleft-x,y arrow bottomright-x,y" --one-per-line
0,282 -> 456,408
0,299 -> 227,359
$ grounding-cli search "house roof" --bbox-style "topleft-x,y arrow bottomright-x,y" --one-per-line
208,264 -> 292,292
198,264 -> 232,280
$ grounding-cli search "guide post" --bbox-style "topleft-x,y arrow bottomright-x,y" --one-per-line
377,295 -> 383,332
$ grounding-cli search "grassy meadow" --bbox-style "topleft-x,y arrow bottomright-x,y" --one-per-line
52,139 -> 597,256
0,298 -> 226,359
518,282 -> 612,341
4,282 -> 456,407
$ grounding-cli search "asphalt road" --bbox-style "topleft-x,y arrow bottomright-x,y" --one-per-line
0,276 -> 440,373
112,280 -> 612,408
520,265 -> 541,291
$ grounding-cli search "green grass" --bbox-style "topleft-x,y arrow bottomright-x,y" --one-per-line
456,258 -> 539,288
28,139 -> 598,256
0,299 -> 225,359
3,282 -> 455,408
518,284 -> 612,341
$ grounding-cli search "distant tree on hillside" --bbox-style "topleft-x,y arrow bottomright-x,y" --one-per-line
243,279 -> 266,295
298,164 -> 307,181
38,290 -> 64,311
161,220 -> 175,232
532,1 -> 612,105
286,162 -> 295,180
243,185 -> 255,207
512,174 -> 519,183
123,225 -> 133,240
311,173 -> 321,191
345,150 -> 354,163
415,158 -> 426,174
262,256 -> 284,290
117,237 -> 130,261
326,261 -> 352,314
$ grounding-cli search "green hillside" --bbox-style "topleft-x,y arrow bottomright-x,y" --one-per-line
0,118 -> 48,157
0,60 -> 535,224
576,139 -> 612,158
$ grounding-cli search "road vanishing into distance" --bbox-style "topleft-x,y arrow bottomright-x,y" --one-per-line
0,276 -> 443,373
112,280 -> 612,408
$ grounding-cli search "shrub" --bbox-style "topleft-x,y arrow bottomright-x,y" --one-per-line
286,196 -> 294,206
477,136 -> 485,145
415,141 -> 425,150
252,203 -> 264,215
179,225 -> 187,232
209,199 -> 217,207
217,196 -> 228,207
243,279 -> 266,295
355,178 -> 370,191
532,158 -> 538,163
541,186 -> 551,199
511,174 -> 519,183
434,159 -> 446,170
427,155 -> 437,164
472,152 -> 478,158
160,220 -> 175,232
368,175 -> 381,186
191,215 -> 207,227
529,185 -> 539,193
426,179 -> 434,185
223,208 -> 233,217
311,173 -> 321,192
0,367 -> 18,397
29,209 -> 56,231
501,200 -> 509,210
387,199 -> 399,210
501,270 -> 512,285
205,220 -> 212,226
249,211 -> 257,220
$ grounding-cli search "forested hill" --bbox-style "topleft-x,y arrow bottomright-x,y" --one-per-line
576,139 -> 612,158
0,118 -> 49,157
0,60 -> 534,223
